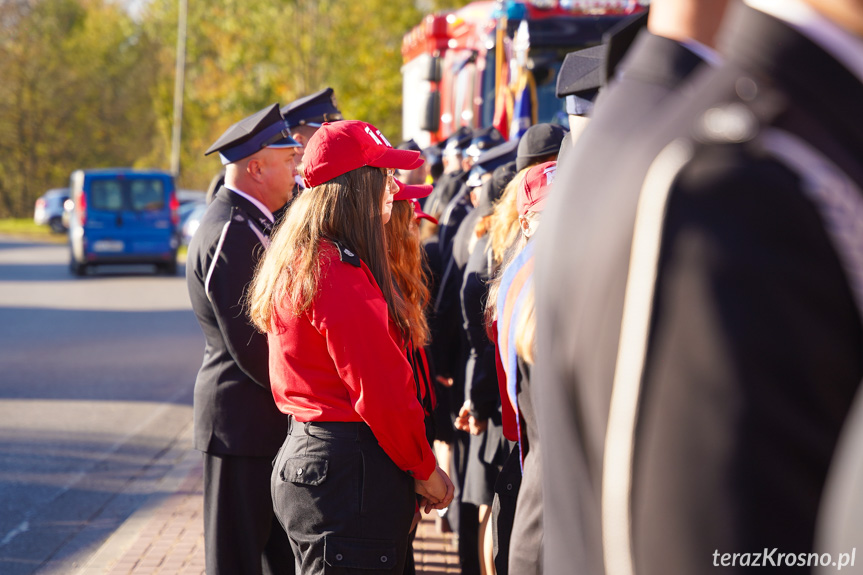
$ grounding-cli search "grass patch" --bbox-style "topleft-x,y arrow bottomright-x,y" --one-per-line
0,219 -> 68,243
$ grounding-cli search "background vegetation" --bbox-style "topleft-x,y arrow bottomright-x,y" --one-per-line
0,0 -> 471,218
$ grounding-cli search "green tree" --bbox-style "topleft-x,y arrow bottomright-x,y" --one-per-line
0,0 -> 159,218
0,0 -> 485,215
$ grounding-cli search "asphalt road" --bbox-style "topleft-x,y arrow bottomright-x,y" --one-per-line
0,236 -> 204,574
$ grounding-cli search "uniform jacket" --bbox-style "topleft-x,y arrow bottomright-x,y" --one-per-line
267,240 -> 437,481
537,5 -> 863,575
461,234 -> 499,421
186,186 -> 288,458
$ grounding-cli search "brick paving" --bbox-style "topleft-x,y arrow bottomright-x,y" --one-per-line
84,454 -> 460,574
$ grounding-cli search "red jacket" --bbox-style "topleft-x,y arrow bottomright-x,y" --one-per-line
268,241 -> 437,481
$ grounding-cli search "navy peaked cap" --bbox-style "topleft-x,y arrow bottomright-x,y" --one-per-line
443,126 -> 474,154
398,138 -> 422,152
466,126 -> 504,158
556,45 -> 604,98
280,87 -> 343,128
205,103 -> 300,164
466,140 -> 518,187
602,9 -> 649,83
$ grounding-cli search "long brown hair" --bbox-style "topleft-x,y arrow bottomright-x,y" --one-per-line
385,200 -> 431,347
248,166 -> 408,335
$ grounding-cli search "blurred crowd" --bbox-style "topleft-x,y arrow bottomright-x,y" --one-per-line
185,0 -> 863,574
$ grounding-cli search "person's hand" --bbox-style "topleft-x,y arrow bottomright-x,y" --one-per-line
454,402 -> 471,432
415,465 -> 455,513
468,415 -> 488,436
410,510 -> 422,533
436,375 -> 454,388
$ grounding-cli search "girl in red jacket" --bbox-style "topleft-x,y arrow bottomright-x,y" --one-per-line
249,121 -> 454,575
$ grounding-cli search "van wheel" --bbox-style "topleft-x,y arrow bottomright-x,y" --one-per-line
70,258 -> 87,276
158,261 -> 178,276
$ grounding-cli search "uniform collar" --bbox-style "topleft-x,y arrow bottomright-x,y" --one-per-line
744,0 -> 863,84
679,38 -> 721,68
225,185 -> 274,223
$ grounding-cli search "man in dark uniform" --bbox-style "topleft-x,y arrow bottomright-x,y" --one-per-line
535,0 -> 863,573
280,87 -> 343,198
424,127 -> 474,221
187,103 -> 300,575
534,3 -> 726,572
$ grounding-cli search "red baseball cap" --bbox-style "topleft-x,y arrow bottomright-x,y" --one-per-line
517,161 -> 557,216
302,120 -> 424,188
410,199 -> 438,225
393,178 -> 433,201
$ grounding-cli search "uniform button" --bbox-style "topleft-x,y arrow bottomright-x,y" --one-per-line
506,483 -> 513,491
296,468 -> 304,476
381,555 -> 388,563
335,553 -> 343,561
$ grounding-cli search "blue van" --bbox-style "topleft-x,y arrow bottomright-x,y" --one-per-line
68,168 -> 180,276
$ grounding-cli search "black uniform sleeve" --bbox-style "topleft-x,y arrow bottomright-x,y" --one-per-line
461,245 -> 499,420
205,220 -> 270,389
630,146 -> 863,571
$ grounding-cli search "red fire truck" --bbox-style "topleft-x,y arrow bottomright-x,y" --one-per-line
401,0 -> 647,147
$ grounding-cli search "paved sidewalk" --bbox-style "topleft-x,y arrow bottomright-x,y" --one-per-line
74,430 -> 460,575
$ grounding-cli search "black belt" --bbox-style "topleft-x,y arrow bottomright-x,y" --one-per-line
288,415 -> 376,441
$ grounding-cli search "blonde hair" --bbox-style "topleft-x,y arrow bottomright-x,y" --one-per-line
385,200 -> 431,347
248,166 -> 408,336
514,284 -> 536,365
488,169 -> 526,267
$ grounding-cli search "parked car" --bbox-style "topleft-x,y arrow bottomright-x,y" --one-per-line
67,168 -> 180,276
34,188 -> 70,233
180,201 -> 207,246
177,189 -> 206,206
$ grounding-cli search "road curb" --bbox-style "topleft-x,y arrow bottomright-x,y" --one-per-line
71,422 -> 201,575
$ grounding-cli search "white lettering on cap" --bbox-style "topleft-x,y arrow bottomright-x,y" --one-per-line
364,125 -> 392,148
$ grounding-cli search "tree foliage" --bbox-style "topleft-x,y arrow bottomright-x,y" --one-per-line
0,0 -> 475,217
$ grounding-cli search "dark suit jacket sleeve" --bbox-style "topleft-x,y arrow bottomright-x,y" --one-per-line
461,253 -> 500,420
630,144 -> 863,571
205,221 -> 270,389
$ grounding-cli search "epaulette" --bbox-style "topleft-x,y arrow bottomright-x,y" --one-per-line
331,240 -> 361,267
693,74 -> 786,146
694,101 -> 759,145
231,206 -> 247,223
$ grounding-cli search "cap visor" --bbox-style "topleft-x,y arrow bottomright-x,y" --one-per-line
268,137 -> 302,148
393,178 -> 433,201
414,205 -> 438,225
417,212 -> 438,225
369,148 -> 424,171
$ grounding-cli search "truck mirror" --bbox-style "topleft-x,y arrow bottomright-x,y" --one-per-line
419,90 -> 440,132
423,56 -> 442,83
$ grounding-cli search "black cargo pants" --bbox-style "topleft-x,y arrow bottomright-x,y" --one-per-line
272,417 -> 415,574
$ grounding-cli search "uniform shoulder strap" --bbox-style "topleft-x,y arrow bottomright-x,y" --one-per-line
329,239 -> 361,268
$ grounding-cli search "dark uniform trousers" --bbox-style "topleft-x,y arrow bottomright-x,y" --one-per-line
187,187 -> 294,575
203,454 -> 293,574
272,417 -> 415,575
536,5 -> 863,574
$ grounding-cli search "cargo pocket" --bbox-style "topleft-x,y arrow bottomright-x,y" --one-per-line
280,456 -> 328,486
324,535 -> 397,571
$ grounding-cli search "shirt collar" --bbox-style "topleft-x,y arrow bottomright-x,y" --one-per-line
744,0 -> 863,84
225,185 -> 274,222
